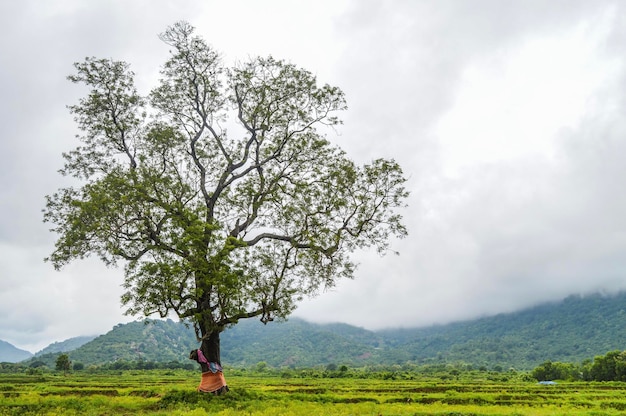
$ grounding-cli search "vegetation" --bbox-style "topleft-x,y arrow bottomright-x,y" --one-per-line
6,344 -> 626,413
378,292 -> 626,369
54,354 -> 71,375
43,20 -> 408,365
532,350 -> 626,382
19,320 -> 198,369
5,368 -> 626,415
531,360 -> 579,381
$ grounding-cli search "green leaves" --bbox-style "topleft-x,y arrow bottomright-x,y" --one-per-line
151,23 -> 224,132
66,58 -> 145,177
45,21 -> 409,341
55,353 -> 71,373
230,56 -> 346,139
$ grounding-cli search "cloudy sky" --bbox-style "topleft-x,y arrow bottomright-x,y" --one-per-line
2,0 -> 626,353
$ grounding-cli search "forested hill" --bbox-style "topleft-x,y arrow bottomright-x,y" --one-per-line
379,292 -> 626,369
15,292 -> 626,370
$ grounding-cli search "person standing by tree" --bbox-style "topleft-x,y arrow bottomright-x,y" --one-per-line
44,21 -> 408,393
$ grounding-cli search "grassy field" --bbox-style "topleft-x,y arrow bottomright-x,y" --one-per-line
2,370 -> 626,415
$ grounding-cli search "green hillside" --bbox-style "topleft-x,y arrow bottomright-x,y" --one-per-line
23,318 -> 382,369
221,318 -> 382,367
63,320 -> 197,365
17,291 -> 626,370
379,292 -> 626,369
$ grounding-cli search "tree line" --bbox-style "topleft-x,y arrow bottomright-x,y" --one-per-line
532,350 -> 626,381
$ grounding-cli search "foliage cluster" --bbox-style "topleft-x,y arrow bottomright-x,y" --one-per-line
43,21 -> 408,363
54,354 -> 71,374
532,350 -> 626,382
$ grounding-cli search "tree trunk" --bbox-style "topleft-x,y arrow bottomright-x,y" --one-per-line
201,330 -> 222,364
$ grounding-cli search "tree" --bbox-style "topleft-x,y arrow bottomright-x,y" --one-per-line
55,354 -> 71,374
44,22 -> 408,375
531,360 -> 579,381
587,350 -> 626,381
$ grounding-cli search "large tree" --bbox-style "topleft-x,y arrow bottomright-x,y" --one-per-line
44,22 -> 408,368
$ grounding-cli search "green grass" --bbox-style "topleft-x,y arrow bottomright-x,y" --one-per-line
2,370 -> 626,415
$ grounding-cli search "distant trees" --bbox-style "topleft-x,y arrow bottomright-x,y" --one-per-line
585,350 -> 626,381
531,350 -> 626,382
531,360 -> 578,381
55,354 -> 71,374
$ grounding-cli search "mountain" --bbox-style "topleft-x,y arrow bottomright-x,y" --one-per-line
0,340 -> 33,363
222,318 -> 382,367
53,320 -> 198,366
24,319 -> 213,368
18,291 -> 626,370
34,336 -> 97,357
379,292 -> 626,369
23,318 -> 382,368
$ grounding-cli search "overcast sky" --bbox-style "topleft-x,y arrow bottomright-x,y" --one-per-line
2,0 -> 626,353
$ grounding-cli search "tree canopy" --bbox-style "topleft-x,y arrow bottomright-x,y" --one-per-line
55,354 -> 71,374
44,22 -> 408,359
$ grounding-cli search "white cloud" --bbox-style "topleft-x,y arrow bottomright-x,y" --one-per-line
435,14 -> 621,176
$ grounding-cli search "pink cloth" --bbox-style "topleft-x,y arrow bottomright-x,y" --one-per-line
196,349 -> 209,364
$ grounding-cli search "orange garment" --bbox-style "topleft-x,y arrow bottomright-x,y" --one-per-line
198,371 -> 227,393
